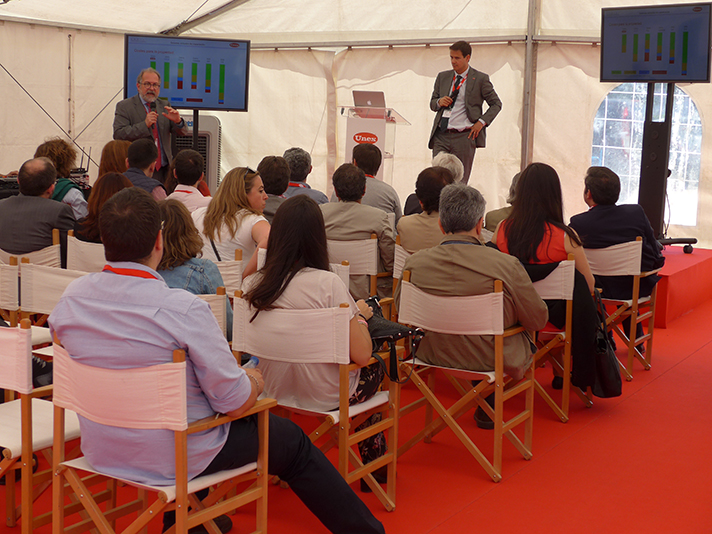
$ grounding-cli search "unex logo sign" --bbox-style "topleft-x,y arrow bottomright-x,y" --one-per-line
353,132 -> 378,144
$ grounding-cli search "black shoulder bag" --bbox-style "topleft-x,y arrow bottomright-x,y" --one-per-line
591,289 -> 623,398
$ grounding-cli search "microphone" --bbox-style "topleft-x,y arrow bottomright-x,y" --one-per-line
149,101 -> 156,113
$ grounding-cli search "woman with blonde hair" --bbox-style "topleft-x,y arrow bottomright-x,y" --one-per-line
158,199 -> 232,340
192,167 -> 269,277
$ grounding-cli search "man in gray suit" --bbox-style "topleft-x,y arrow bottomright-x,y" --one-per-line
113,68 -> 190,184
429,41 -> 502,184
0,157 -> 74,267
321,164 -> 394,300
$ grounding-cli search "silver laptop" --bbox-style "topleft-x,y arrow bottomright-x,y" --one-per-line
353,90 -> 386,108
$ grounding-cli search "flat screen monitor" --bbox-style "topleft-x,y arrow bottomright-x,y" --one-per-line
600,3 -> 712,83
124,34 -> 250,112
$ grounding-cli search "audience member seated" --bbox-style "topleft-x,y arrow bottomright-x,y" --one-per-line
282,147 -> 328,204
157,199 -> 232,341
334,144 -> 402,227
124,138 -> 166,201
48,187 -> 385,534
396,182 -> 547,380
34,137 -> 88,220
166,149 -> 212,212
569,166 -> 665,350
569,166 -> 664,300
243,194 -> 386,487
322,164 -> 395,300
192,167 -> 270,278
492,162 -> 597,390
257,155 -> 290,223
396,166 -> 454,253
0,157 -> 74,267
404,152 -> 464,216
484,171 -> 520,232
97,139 -> 131,178
74,172 -> 133,243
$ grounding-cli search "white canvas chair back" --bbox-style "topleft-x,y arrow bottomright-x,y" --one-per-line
0,261 -> 19,315
197,288 -> 227,338
398,280 -> 504,335
52,343 -> 188,431
532,259 -> 575,300
393,241 -> 411,282
233,298 -> 350,365
327,237 -> 378,276
66,234 -> 106,272
1,244 -> 61,269
330,261 -> 350,288
19,263 -> 86,316
0,248 -> 11,264
214,249 -> 243,295
480,228 -> 494,242
585,239 -> 643,277
0,321 -> 32,394
257,247 -> 267,270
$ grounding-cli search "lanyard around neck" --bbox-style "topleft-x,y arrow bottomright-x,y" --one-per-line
102,265 -> 159,280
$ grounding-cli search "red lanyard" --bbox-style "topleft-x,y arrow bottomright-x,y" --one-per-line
289,182 -> 308,188
175,186 -> 195,194
102,265 -> 159,280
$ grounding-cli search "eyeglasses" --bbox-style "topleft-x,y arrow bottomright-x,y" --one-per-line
141,82 -> 161,89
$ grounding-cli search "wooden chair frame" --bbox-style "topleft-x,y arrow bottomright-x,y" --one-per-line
585,237 -> 661,381
397,273 -> 534,483
52,341 -> 275,534
233,294 -> 399,512
0,319 -> 81,534
531,256 -> 592,422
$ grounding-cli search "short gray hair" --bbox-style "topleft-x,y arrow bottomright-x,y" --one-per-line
283,147 -> 312,182
439,183 -> 486,233
506,172 -> 521,204
432,152 -> 464,183
136,68 -> 161,85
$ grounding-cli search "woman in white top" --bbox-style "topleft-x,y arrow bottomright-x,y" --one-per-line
243,195 -> 387,478
192,167 -> 270,278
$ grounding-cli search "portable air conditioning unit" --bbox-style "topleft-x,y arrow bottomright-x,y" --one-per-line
177,114 -> 222,193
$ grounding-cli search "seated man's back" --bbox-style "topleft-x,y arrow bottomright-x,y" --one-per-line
0,157 -> 74,261
569,166 -> 664,299
395,184 -> 547,381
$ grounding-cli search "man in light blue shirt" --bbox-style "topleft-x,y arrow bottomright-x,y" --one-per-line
49,187 -> 385,534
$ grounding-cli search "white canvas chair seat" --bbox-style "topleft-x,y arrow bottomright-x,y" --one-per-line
397,275 -> 534,483
585,237 -> 660,380
52,342 -> 275,534
0,320 -> 80,534
66,232 -> 106,272
29,326 -> 52,346
529,258 -> 591,423
197,287 -> 227,338
214,249 -> 244,296
61,456 -> 257,504
233,296 -> 399,511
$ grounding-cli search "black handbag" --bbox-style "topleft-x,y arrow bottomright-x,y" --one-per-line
363,296 -> 423,384
591,289 -> 623,398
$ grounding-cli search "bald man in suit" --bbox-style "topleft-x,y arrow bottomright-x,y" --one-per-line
0,157 -> 74,267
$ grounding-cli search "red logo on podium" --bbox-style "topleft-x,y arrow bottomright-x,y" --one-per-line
354,133 -> 378,144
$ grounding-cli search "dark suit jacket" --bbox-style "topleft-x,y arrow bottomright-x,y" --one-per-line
113,95 -> 189,164
0,194 -> 74,267
569,204 -> 665,299
428,66 -> 502,149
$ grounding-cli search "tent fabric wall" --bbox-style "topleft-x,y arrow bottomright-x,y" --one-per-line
1,0 -> 711,247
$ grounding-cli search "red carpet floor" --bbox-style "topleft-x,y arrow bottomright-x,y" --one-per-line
3,298 -> 712,533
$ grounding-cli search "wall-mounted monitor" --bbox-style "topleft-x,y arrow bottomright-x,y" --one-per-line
124,34 -> 250,112
600,3 -> 711,83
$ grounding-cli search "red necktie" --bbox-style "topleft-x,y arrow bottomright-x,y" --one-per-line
145,103 -> 162,171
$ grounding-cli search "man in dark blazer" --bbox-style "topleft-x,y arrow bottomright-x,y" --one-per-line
113,68 -> 190,184
569,166 -> 665,300
429,41 -> 502,185
0,157 -> 74,267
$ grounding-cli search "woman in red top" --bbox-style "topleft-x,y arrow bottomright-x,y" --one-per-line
492,162 -> 595,292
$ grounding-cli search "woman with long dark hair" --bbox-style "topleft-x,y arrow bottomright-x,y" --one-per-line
492,162 -> 597,390
243,195 -> 386,487
74,172 -> 133,243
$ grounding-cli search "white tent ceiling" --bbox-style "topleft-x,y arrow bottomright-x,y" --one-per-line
1,0 -> 710,246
